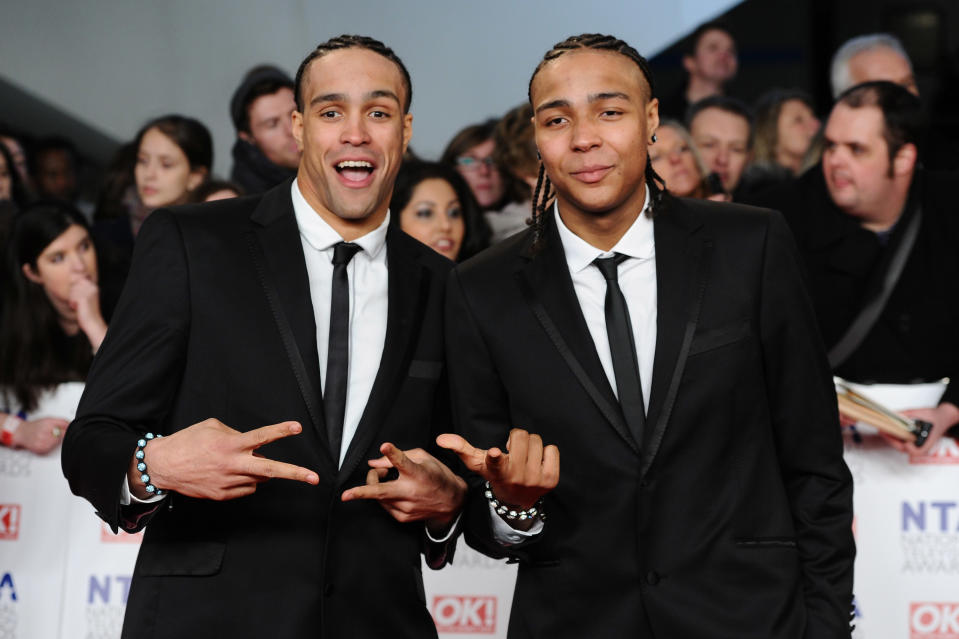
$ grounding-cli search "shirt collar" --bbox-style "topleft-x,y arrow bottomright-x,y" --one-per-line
291,178 -> 389,259
554,185 -> 654,274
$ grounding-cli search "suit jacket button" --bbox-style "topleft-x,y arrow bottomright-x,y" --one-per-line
645,571 -> 660,586
324,583 -> 334,597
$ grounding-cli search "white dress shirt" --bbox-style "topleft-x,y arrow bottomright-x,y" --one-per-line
554,187 -> 656,410
291,179 -> 389,466
494,187 -> 656,544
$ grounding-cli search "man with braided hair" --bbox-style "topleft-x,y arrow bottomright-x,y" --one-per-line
64,35 -> 471,638
441,33 -> 855,637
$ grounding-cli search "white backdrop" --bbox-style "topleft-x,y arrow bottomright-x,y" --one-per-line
0,0 -> 739,175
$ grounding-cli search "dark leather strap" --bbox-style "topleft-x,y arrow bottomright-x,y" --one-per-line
828,205 -> 922,368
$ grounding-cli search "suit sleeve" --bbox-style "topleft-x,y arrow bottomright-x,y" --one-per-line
62,209 -> 190,533
445,267 -> 544,560
758,212 -> 855,638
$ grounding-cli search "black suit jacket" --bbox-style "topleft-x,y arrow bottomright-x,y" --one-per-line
446,197 -> 854,638
752,167 -> 959,408
63,182 -> 453,638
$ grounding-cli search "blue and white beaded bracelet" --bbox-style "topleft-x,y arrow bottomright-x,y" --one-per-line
135,433 -> 164,496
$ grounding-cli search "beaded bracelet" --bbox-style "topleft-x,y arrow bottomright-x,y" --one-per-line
484,481 -> 546,522
135,433 -> 164,496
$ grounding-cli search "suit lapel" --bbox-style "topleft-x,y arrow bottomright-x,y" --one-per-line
643,198 -> 709,475
337,227 -> 428,484
248,184 -> 334,469
516,214 -> 638,454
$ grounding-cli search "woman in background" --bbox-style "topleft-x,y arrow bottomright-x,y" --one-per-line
0,202 -> 108,454
389,161 -> 489,262
440,119 -> 510,212
752,89 -> 820,176
650,120 -> 719,200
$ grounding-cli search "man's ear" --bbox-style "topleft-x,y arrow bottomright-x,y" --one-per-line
238,130 -> 253,144
22,262 -> 41,284
401,113 -> 413,154
893,142 -> 917,177
291,110 -> 304,152
682,55 -> 696,75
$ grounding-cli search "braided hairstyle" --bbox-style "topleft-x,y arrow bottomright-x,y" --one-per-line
526,34 -> 667,251
294,35 -> 413,113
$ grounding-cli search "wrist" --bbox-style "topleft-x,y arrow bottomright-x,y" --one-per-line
428,475 -> 468,530
937,402 -> 959,428
1,414 -> 23,448
485,481 -> 545,530
129,433 -> 166,498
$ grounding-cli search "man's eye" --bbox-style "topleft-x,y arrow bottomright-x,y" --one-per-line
370,110 -> 389,119
545,117 -> 566,127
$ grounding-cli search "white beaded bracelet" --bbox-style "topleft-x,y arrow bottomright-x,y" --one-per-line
484,481 -> 546,522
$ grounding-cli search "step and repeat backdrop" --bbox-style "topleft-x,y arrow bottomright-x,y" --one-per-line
2,382 -> 957,638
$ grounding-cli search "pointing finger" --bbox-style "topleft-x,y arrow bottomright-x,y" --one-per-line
240,421 -> 303,450
380,442 -> 416,476
244,457 -> 318,485
436,433 -> 487,472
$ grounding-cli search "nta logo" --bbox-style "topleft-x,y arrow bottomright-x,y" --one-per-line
911,438 -> 959,465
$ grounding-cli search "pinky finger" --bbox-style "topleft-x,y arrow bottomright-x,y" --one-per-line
542,445 -> 560,489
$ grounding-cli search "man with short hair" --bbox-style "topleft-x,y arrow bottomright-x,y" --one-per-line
229,65 -> 302,194
755,80 -> 959,456
831,33 -> 918,98
64,35 -> 467,638
442,32 -> 854,638
659,22 -> 738,119
687,95 -> 752,196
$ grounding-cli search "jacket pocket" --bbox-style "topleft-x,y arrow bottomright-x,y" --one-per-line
734,537 -> 797,549
137,541 -> 227,576
689,320 -> 752,357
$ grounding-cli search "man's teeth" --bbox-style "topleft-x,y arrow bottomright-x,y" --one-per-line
337,160 -> 373,169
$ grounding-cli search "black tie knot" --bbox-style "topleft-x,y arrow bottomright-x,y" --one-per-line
332,242 -> 362,266
593,253 -> 629,281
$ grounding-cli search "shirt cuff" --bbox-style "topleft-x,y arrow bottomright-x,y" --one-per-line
489,501 -> 544,545
425,512 -> 462,543
120,474 -> 167,506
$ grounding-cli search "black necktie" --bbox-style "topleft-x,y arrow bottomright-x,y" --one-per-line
325,241 -> 362,463
593,253 -> 646,446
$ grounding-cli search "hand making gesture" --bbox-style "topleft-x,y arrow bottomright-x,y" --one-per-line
438,428 -> 559,514
129,419 -> 319,500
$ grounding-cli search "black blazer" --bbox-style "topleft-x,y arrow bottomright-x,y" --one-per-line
446,197 -> 854,638
63,182 -> 453,638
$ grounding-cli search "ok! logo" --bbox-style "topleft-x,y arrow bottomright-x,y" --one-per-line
0,504 -> 21,540
911,603 -> 959,638
432,595 -> 496,633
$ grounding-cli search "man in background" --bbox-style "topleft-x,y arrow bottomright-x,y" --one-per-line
229,65 -> 302,193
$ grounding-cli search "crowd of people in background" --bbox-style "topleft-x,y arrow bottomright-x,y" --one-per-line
1,21 -> 957,457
